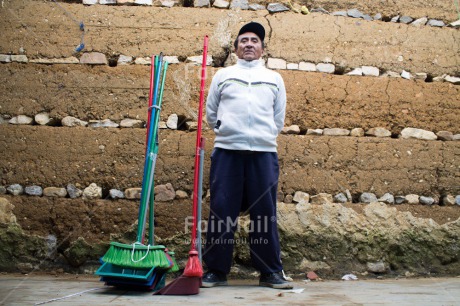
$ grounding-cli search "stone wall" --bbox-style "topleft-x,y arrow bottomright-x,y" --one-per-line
0,0 -> 459,277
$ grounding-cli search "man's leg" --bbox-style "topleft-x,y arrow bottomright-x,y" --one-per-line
245,152 -> 283,273
203,148 -> 244,275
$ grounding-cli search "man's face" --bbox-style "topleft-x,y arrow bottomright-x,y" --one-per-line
235,32 -> 263,61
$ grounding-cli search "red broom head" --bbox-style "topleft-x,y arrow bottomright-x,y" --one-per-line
183,250 -> 203,277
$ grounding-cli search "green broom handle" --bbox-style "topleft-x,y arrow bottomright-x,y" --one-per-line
148,60 -> 169,246
148,135 -> 159,246
141,55 -> 158,245
145,55 -> 156,154
142,55 -> 162,243
137,55 -> 163,242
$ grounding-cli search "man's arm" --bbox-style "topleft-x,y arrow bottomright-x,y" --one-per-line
274,74 -> 286,134
206,72 -> 221,129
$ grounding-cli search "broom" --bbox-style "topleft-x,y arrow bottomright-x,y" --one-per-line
146,58 -> 179,273
183,35 -> 208,278
101,55 -> 170,269
153,36 -> 208,296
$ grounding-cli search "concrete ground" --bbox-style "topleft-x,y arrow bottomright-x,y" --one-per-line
0,274 -> 459,306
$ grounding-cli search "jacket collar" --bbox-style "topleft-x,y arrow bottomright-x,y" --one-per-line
236,58 -> 264,69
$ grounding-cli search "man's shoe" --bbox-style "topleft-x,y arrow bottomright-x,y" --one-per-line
201,270 -> 228,288
259,272 -> 293,289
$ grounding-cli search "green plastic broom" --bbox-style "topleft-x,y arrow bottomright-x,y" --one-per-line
101,55 -> 170,269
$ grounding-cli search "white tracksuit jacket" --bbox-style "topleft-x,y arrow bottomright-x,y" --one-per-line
206,59 -> 286,152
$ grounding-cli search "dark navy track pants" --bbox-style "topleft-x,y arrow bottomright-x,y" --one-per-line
203,148 -> 283,274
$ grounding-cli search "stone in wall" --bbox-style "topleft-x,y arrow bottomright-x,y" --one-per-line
436,131 -> 453,141
333,193 -> 347,203
9,115 -> 33,125
350,128 -> 364,137
316,63 -> 335,74
185,55 -> 212,66
0,197 -> 17,223
166,114 -> 179,129
175,190 -> 188,199
154,183 -> 175,201
359,192 -> 378,203
125,188 -> 142,199
299,62 -> 316,72
267,58 -> 286,70
445,75 -> 460,85
117,55 -> 133,65
194,0 -> 210,8
43,187 -> 67,198
88,119 -> 119,128
347,68 -> 362,76
411,17 -> 428,27
80,52 -> 108,65
7,185 -> 23,196
67,184 -> 83,199
362,66 -> 379,76
0,55 -> 11,63
134,57 -> 150,65
35,113 -> 58,126
401,128 -> 437,140
229,0 -> 248,10
406,194 -> 420,204
212,0 -> 230,9
427,19 -> 445,27
163,56 -> 179,64
61,116 -> 88,127
120,119 -> 144,128
310,193 -> 333,204
401,70 -> 412,79
323,128 -> 350,136
365,127 -> 391,137
25,186 -> 43,196
267,3 -> 289,14
293,191 -> 309,204
281,125 -> 300,134
11,55 -> 28,63
378,193 -> 395,204
82,183 -> 102,199
420,196 -> 435,205
306,129 -> 323,135
135,0 -> 153,5
249,3 -> 265,10
287,63 -> 299,70
29,57 -> 79,64
109,189 -> 125,199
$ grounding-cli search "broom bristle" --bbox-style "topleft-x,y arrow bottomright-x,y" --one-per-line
183,250 -> 203,277
166,251 -> 180,273
102,242 -> 171,269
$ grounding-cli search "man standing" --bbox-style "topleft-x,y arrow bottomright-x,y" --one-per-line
202,22 -> 292,289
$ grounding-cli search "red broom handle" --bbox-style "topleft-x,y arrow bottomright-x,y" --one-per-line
191,35 -> 208,251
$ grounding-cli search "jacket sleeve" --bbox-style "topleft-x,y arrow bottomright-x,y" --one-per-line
274,73 -> 286,134
206,71 -> 221,129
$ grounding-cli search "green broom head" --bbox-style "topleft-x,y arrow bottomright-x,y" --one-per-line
165,249 -> 180,273
102,242 -> 171,269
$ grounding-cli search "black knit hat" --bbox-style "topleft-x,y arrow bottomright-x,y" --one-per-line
238,22 -> 265,41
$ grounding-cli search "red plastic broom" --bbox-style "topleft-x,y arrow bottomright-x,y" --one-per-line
183,35 -> 208,278
153,35 -> 208,295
